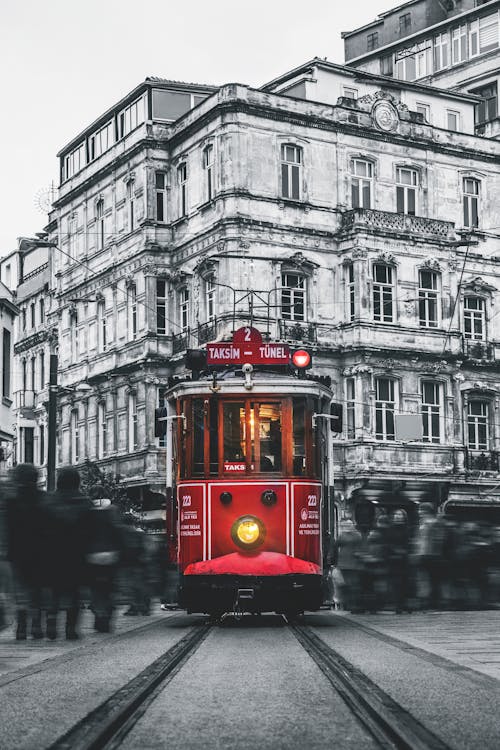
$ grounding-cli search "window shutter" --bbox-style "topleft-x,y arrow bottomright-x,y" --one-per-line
480,14 -> 498,51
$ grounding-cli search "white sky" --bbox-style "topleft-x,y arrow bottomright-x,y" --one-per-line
0,0 -> 394,253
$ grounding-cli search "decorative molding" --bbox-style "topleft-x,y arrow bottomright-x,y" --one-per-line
421,257 -> 442,271
463,276 -> 496,295
373,251 -> 396,266
281,251 -> 319,275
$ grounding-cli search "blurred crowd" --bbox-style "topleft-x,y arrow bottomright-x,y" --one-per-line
329,503 -> 500,614
0,464 -> 174,641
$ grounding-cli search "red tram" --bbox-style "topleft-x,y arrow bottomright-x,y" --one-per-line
162,328 -> 335,617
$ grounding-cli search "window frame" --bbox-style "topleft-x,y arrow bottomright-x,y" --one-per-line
396,166 -> 418,215
421,380 -> 442,444
178,162 -> 188,218
203,144 -> 215,202
156,278 -> 168,335
280,144 -> 302,201
462,177 -> 480,228
372,263 -> 395,324
155,171 -> 167,222
375,377 -> 397,442
418,269 -> 440,328
467,399 -> 489,451
280,272 -> 306,322
463,296 -> 486,341
350,158 -> 373,209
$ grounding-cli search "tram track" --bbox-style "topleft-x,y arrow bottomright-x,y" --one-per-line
45,615 -> 455,750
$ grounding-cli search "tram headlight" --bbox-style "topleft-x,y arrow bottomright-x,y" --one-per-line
231,515 -> 265,550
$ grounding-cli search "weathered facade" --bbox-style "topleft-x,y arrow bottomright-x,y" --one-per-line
10,59 -> 500,522
342,0 -> 500,138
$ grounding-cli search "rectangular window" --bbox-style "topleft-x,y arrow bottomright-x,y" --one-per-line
472,82 -> 497,124
343,86 -> 358,100
416,102 -> 430,122
178,163 -> 188,218
464,297 -> 486,340
434,32 -> 449,71
396,167 -> 418,215
96,200 -> 105,251
39,424 -> 45,465
71,410 -> 80,464
447,110 -> 460,130
22,359 -> 27,392
31,356 -> 36,393
452,25 -> 467,64
180,288 -> 189,331
22,308 -> 26,331
468,400 -> 489,450
421,381 -> 441,443
64,144 -> 85,180
419,270 -> 439,327
375,378 -> 396,441
30,302 -> 36,329
399,13 -> 411,35
280,144 -> 301,200
206,276 -> 215,321
129,393 -> 138,451
98,402 -> 106,458
158,387 -> 168,448
373,264 -> 394,323
155,172 -> 167,222
39,351 -> 45,390
203,145 -> 215,202
156,279 -> 167,335
89,121 -> 114,161
367,32 -> 378,51
2,329 -> 10,398
346,378 -> 356,439
351,159 -> 373,209
470,20 -> 479,57
118,96 -> 145,139
347,263 -> 355,321
97,300 -> 107,352
479,12 -> 499,53
463,178 -> 480,228
39,298 -> 45,324
127,182 -> 135,232
24,427 -> 34,464
128,284 -> 137,341
281,272 -> 305,322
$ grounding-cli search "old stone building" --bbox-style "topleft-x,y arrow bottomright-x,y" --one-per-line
342,0 -> 500,137
12,57 -> 500,522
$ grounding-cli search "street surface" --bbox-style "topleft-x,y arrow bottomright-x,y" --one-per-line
0,607 -> 499,749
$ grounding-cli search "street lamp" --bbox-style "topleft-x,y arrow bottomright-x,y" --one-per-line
47,352 -> 92,492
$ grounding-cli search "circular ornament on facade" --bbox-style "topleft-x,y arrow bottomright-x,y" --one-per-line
373,101 -> 399,132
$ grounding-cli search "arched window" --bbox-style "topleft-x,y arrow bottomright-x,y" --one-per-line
280,144 -> 302,200
96,199 -> 104,250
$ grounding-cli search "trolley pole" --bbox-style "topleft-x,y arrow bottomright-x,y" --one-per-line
47,353 -> 58,492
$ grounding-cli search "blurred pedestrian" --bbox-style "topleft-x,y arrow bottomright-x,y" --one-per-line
414,503 -> 446,610
365,514 -> 391,612
84,487 -> 124,633
332,514 -> 363,612
121,515 -> 150,616
44,467 -> 92,640
5,465 -> 46,640
387,509 -> 412,613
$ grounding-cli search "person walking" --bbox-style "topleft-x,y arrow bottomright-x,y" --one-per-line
5,465 -> 46,640
44,467 -> 92,640
332,514 -> 363,612
414,503 -> 446,610
387,509 -> 412,613
84,487 -> 124,632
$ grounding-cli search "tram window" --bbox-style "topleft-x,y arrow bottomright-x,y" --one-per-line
223,402 -> 246,463
258,403 -> 281,472
293,398 -> 306,476
192,399 -> 204,476
209,399 -> 219,475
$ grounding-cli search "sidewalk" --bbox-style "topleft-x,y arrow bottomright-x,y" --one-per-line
0,604 -> 169,679
337,610 -> 500,681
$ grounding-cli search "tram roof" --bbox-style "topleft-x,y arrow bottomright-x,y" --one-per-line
166,371 -> 333,399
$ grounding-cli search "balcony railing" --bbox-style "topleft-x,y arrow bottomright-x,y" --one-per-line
172,329 -> 189,354
463,339 -> 494,360
341,209 -> 454,239
197,318 -> 217,345
466,450 -> 499,472
279,320 -> 317,343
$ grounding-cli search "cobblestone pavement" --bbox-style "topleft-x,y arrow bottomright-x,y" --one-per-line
336,609 -> 500,681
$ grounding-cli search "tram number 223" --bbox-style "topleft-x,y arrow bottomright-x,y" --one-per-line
182,495 -> 192,507
307,495 -> 317,507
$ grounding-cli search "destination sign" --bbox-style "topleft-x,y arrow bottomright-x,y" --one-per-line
206,342 -> 290,365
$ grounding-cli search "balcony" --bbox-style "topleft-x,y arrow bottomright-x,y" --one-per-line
466,450 -> 499,472
172,330 -> 190,354
197,318 -> 217,345
279,320 -> 317,344
463,339 -> 494,361
340,209 -> 454,240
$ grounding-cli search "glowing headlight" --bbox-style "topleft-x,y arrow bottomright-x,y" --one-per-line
231,515 -> 265,550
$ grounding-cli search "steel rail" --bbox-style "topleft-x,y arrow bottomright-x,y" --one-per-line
49,623 -> 212,750
290,623 -> 453,750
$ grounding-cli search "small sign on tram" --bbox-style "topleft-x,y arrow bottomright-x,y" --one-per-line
206,326 -> 290,366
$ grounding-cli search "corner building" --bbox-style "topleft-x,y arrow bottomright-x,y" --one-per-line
43,62 -> 500,522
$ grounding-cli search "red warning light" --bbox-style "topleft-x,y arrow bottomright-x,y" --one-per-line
291,349 -> 312,369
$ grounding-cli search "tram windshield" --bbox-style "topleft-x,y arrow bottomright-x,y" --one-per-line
180,395 -> 320,479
